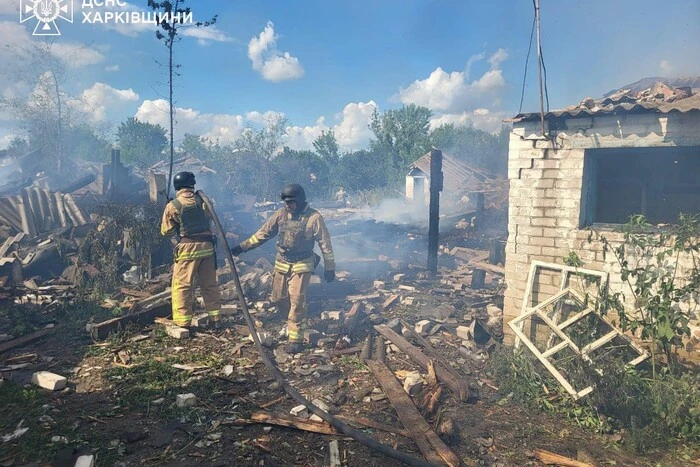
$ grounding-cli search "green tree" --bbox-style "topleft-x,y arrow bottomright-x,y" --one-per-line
334,149 -> 389,191
4,137 -> 30,158
232,115 -> 288,199
430,123 -> 509,175
65,124 -> 112,163
275,147 -> 331,199
117,117 -> 167,168
369,104 -> 433,182
148,0 -> 217,198
179,133 -> 215,160
312,130 -> 340,165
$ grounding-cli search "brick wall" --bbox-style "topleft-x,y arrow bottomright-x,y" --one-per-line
504,112 -> 700,356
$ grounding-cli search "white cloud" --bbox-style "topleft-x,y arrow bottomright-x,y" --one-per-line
0,0 -> 18,14
135,99 -> 247,144
105,64 -> 120,72
248,21 -> 304,82
395,48 -> 509,134
180,25 -> 235,46
284,100 -> 378,152
134,98 -> 376,152
73,82 -> 139,121
51,42 -> 105,67
396,49 -> 508,113
0,21 -> 104,68
429,108 -> 506,133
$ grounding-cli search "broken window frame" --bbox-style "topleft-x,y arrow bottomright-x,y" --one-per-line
509,261 -> 649,399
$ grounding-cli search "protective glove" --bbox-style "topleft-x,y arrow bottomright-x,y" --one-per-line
324,270 -> 335,283
231,244 -> 243,256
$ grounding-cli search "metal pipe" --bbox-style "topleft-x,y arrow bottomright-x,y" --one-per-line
535,0 -> 546,136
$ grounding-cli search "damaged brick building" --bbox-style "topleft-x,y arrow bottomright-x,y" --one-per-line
503,84 -> 700,356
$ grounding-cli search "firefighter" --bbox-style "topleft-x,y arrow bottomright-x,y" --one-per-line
231,183 -> 335,354
160,171 -> 221,329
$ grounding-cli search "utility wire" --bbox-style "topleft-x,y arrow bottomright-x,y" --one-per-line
518,12 -> 536,114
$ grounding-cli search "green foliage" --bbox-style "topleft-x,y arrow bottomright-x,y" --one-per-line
563,251 -> 584,267
313,129 -> 340,165
275,147 -> 331,199
4,136 -> 30,157
77,203 -> 163,297
333,149 -> 390,192
592,213 -> 700,374
493,347 -> 700,453
65,124 -> 112,163
430,123 -> 509,175
370,104 -> 433,182
117,117 -> 168,168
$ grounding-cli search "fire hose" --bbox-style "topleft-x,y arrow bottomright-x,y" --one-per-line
197,191 -> 435,467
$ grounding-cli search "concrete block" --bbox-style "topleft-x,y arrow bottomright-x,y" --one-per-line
401,296 -> 416,305
456,326 -> 470,340
32,371 -> 67,391
165,326 -> 190,339
321,311 -> 344,321
290,404 -> 309,418
373,280 -> 385,289
414,320 -> 432,334
398,285 -> 416,292
74,455 -> 95,467
403,372 -> 423,396
176,393 -> 197,408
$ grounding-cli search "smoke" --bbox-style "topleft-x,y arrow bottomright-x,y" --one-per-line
370,197 -> 429,224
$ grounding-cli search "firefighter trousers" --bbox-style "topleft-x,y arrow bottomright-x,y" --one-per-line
172,254 -> 221,327
271,270 -> 311,343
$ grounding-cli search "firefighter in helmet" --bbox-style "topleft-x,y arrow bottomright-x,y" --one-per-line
231,183 -> 335,353
160,171 -> 221,329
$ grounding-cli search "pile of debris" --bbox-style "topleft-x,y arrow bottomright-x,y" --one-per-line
571,81 -> 695,113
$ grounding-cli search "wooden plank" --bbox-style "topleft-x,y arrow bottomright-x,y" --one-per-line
0,325 -> 60,354
366,360 -> 460,467
381,294 -> 400,311
534,449 -> 594,467
375,324 -> 469,401
248,411 -> 338,435
90,302 -> 171,340
468,260 -> 505,276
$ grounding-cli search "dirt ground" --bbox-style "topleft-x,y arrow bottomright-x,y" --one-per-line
1,264 -> 698,467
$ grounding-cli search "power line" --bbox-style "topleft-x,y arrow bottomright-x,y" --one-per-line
518,13 -> 536,114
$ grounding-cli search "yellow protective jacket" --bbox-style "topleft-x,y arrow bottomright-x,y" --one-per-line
240,204 -> 335,274
160,188 -> 215,262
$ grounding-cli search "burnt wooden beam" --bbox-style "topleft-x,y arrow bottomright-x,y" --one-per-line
365,359 -> 460,467
375,324 -> 469,401
90,301 -> 171,340
427,149 -> 443,274
0,325 -> 61,354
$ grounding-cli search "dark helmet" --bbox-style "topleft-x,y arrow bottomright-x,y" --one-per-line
173,171 -> 196,190
280,183 -> 306,205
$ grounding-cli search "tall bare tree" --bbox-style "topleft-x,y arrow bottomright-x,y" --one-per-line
147,1 -> 217,198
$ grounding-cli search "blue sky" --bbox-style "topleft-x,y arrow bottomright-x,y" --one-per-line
0,0 -> 698,151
